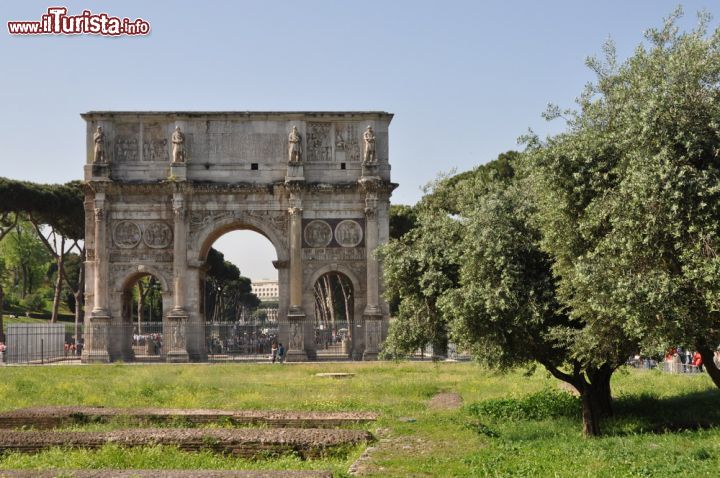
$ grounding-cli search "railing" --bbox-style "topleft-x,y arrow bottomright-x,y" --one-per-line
661,361 -> 704,374
0,319 -> 377,364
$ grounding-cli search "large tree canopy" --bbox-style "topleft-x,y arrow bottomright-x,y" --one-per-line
0,178 -> 84,240
204,248 -> 260,322
524,8 -> 720,388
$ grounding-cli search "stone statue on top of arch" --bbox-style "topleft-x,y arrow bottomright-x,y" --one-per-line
172,126 -> 185,163
363,125 -> 377,164
93,126 -> 106,163
288,125 -> 302,163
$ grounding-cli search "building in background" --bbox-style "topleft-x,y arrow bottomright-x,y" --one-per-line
251,279 -> 279,321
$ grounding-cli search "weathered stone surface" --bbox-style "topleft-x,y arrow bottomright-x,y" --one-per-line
0,428 -> 372,458
81,112 -> 396,363
0,406 -> 378,429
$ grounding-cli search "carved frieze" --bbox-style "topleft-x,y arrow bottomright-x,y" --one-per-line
335,220 -> 363,248
111,220 -> 173,250
143,222 -> 173,249
114,123 -> 140,162
142,123 -> 168,161
307,122 -> 331,161
304,220 -> 333,248
302,218 -> 365,248
113,221 -> 142,249
302,247 -> 366,262
335,123 -> 361,161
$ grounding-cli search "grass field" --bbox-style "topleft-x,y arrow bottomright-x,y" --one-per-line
0,362 -> 718,477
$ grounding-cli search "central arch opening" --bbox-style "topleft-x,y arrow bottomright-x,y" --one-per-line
199,228 -> 279,360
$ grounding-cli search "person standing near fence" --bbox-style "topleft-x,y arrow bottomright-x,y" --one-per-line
277,343 -> 285,364
693,351 -> 704,372
271,341 -> 278,363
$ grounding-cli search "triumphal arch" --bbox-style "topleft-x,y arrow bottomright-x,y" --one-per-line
81,111 -> 394,362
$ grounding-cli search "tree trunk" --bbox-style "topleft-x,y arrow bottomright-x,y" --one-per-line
323,275 -> 336,331
542,361 -> 605,437
137,281 -> 144,334
0,283 -> 4,343
50,237 -> 66,323
698,346 -> 720,388
589,364 -> 614,417
338,276 -> 352,333
580,390 -> 601,437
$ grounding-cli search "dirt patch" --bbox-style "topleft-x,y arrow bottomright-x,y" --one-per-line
0,472 -> 331,478
0,428 -> 372,459
428,392 -> 463,410
0,472 -> 332,478
0,407 -> 377,429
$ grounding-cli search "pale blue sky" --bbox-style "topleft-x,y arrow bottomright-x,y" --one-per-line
1,1 -> 718,280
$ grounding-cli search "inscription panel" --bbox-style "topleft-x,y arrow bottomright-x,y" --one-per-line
302,247 -> 366,261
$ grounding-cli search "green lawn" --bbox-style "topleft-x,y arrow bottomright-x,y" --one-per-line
0,362 -> 717,477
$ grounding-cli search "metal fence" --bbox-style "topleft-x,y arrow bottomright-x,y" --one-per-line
205,320 -> 278,361
2,323 -> 82,365
0,321 -> 285,365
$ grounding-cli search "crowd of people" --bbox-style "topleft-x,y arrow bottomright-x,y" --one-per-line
630,346 -> 720,373
207,326 -> 278,356
63,339 -> 83,357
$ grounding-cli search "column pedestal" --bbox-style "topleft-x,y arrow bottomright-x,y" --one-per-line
170,162 -> 187,181
82,315 -> 111,363
362,315 -> 383,361
166,314 -> 189,363
285,313 -> 308,362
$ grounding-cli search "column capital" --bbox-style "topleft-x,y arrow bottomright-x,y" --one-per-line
288,207 -> 303,216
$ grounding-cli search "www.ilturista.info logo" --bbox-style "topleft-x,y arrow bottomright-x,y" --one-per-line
7,7 -> 150,36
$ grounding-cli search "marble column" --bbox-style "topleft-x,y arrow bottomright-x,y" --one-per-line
167,193 -> 189,362
288,207 -> 303,313
286,205 -> 307,361
363,193 -> 383,360
84,193 -> 110,363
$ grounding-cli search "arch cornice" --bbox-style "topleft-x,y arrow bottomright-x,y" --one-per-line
113,264 -> 171,293
307,263 -> 362,296
191,210 -> 289,263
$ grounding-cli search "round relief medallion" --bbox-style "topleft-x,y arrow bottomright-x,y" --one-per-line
143,222 -> 173,249
113,221 -> 142,249
334,220 -> 363,247
304,220 -> 333,247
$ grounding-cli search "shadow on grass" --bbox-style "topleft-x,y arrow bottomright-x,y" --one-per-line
465,387 -> 720,437
606,388 -> 720,435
